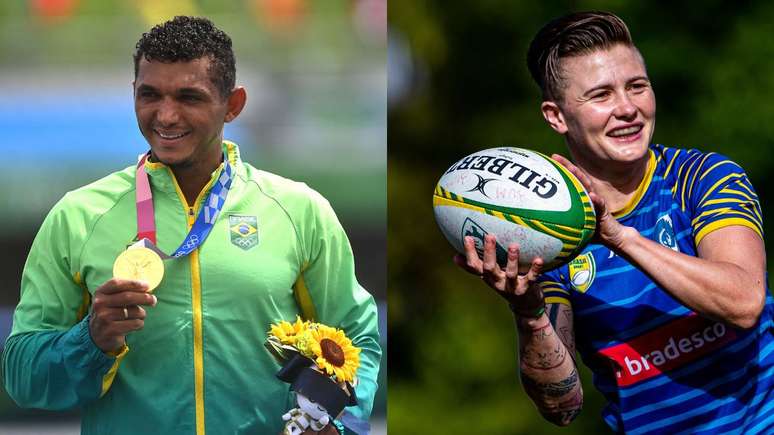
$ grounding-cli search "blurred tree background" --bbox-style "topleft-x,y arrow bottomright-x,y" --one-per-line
388,1 -> 774,434
0,0 -> 386,432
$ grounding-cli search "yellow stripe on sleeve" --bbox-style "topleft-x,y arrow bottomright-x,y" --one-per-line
698,159 -> 735,181
702,196 -> 762,222
691,207 -> 733,226
694,217 -> 763,245
698,173 -> 745,205
72,272 -> 92,323
720,186 -> 756,202
718,188 -> 762,224
702,198 -> 751,206
693,208 -> 759,228
293,267 -> 318,322
736,181 -> 758,199
100,344 -> 129,397
542,286 -> 570,296
545,296 -> 571,306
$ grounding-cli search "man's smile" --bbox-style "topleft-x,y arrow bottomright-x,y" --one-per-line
153,129 -> 191,140
607,123 -> 642,138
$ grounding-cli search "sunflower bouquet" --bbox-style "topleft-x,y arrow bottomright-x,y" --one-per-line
266,317 -> 360,435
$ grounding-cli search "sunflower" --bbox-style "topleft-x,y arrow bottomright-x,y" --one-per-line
309,324 -> 361,383
269,316 -> 307,345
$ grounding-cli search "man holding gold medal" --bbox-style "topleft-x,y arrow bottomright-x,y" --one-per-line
2,16 -> 380,435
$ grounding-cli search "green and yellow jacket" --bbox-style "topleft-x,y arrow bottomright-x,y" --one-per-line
2,142 -> 380,434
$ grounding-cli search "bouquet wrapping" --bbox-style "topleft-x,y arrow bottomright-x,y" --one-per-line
266,317 -> 360,435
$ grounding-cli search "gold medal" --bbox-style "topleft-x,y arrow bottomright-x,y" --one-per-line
112,247 -> 165,292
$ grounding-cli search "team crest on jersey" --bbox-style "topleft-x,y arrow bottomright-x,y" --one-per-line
656,214 -> 679,252
229,215 -> 258,251
568,252 -> 595,293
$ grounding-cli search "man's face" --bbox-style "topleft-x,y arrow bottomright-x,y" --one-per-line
548,44 -> 656,169
134,57 -> 230,168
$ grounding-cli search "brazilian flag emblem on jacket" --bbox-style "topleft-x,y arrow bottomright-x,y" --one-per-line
229,215 -> 258,250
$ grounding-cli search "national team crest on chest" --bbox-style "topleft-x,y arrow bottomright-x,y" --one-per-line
568,252 -> 596,293
229,215 -> 258,250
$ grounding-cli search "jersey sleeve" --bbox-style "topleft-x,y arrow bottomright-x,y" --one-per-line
295,191 -> 381,435
538,269 -> 572,307
1,196 -> 124,410
684,153 -> 763,245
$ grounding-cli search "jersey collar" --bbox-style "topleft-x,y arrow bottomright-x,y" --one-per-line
612,148 -> 656,219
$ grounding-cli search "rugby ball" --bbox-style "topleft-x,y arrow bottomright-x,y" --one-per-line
433,147 -> 596,272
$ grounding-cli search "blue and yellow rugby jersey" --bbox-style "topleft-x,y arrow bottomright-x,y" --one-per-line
538,144 -> 774,434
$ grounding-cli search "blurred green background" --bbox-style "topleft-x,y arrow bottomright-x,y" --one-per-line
0,0 -> 386,432
388,1 -> 774,434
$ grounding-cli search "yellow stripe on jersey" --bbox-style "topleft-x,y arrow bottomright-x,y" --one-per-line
672,152 -> 694,198
691,206 -> 734,225
679,158 -> 699,210
545,296 -> 571,306
663,149 -> 682,179
702,197 -> 752,206
704,195 -> 763,223
719,186 -> 757,202
695,217 -> 763,245
693,209 -> 760,230
698,159 -> 736,181
718,187 -> 763,222
542,286 -> 570,296
686,153 -> 713,207
736,181 -> 758,199
613,150 -> 656,218
654,150 -> 664,166
698,173 -> 746,205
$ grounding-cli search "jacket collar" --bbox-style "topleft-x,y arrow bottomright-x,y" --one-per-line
141,140 -> 243,194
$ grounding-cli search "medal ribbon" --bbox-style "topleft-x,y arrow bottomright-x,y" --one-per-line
135,153 -> 234,258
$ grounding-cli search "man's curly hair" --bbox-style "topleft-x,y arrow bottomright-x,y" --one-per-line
133,16 -> 236,99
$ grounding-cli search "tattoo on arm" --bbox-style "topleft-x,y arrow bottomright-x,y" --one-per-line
544,388 -> 583,424
521,368 -> 579,398
519,305 -> 575,370
521,337 -> 567,370
542,408 -> 582,426
549,304 -> 576,356
522,370 -> 583,426
517,303 -> 582,425
557,387 -> 583,409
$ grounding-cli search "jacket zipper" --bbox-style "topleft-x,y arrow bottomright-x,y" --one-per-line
167,168 -> 218,435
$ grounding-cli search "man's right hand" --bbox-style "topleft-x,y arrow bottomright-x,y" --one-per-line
453,234 -> 545,317
89,278 -> 157,353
